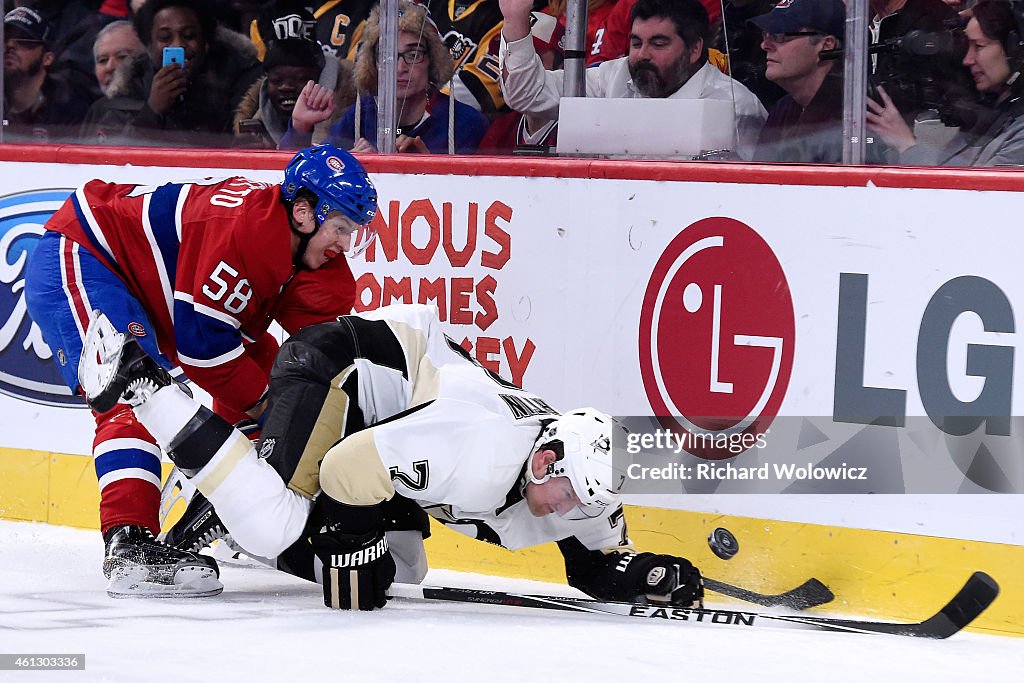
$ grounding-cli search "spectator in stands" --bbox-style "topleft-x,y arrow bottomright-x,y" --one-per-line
720,0 -> 786,110
281,0 -> 489,154
249,0 -> 376,63
248,0 -> 318,60
93,20 -> 145,96
234,37 -> 356,148
16,0 -> 109,100
78,0 -> 261,146
479,11 -> 563,154
751,0 -> 850,162
3,7 -> 95,142
867,0 -> 1024,165
591,0 -> 723,63
235,2 -> 355,148
498,0 -> 767,159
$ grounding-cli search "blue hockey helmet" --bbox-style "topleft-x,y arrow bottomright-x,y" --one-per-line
282,144 -> 378,226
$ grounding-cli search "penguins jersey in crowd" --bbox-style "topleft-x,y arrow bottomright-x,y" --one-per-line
430,0 -> 507,114
255,0 -> 510,113
313,0 -> 377,60
250,1 -> 376,61
44,178 -> 356,415
302,304 -> 630,553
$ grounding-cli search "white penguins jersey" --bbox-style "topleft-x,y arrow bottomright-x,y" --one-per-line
326,303 -> 629,553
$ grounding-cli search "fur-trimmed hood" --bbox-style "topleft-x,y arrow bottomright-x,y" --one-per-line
354,1 -> 454,95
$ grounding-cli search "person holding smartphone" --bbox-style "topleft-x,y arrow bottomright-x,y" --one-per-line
81,0 -> 261,146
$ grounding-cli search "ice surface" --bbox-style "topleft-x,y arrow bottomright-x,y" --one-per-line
0,520 -> 1018,683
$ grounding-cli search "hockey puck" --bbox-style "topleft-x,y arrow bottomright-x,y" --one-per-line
708,527 -> 739,560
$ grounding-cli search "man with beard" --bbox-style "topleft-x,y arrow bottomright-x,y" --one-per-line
3,7 -> 94,142
498,0 -> 767,159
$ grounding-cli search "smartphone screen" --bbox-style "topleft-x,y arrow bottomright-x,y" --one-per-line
162,46 -> 185,69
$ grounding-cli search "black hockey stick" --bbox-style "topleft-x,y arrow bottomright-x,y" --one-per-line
389,571 -> 998,639
703,576 -> 834,610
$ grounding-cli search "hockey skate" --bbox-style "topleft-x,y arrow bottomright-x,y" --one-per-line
162,491 -> 227,553
79,311 -> 172,413
103,525 -> 223,598
163,491 -> 276,568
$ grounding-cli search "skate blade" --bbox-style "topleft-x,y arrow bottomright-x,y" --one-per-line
106,565 -> 224,599
210,536 -> 276,569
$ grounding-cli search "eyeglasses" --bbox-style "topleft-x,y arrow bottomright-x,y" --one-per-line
397,48 -> 428,65
761,31 -> 824,44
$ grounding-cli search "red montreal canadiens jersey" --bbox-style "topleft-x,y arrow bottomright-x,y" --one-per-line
561,2 -> 616,66
44,177 -> 356,414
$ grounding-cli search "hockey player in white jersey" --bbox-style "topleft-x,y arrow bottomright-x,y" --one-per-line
79,303 -> 703,609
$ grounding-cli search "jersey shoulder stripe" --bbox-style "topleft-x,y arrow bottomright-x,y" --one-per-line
174,292 -> 242,329
145,182 -> 186,295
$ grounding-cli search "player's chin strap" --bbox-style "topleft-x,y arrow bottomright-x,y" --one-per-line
290,217 -> 321,270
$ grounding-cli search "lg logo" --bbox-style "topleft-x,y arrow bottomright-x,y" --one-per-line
639,218 -> 794,459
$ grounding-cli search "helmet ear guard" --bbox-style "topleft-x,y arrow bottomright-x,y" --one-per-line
530,408 -> 629,511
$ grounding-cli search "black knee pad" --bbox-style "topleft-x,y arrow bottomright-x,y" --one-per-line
166,405 -> 235,476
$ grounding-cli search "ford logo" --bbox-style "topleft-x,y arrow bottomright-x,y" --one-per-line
0,188 -> 86,407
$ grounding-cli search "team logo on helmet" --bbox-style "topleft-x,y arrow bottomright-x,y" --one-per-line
326,156 -> 345,172
0,188 -> 86,407
127,321 -> 146,337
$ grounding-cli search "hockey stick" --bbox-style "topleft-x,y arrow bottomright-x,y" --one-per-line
388,571 -> 998,639
703,576 -> 834,610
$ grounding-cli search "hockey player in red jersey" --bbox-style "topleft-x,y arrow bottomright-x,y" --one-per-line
77,303 -> 704,610
23,144 -> 378,598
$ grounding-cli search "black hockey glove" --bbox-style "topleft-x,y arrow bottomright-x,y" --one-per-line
312,528 -> 395,610
620,553 -> 704,608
